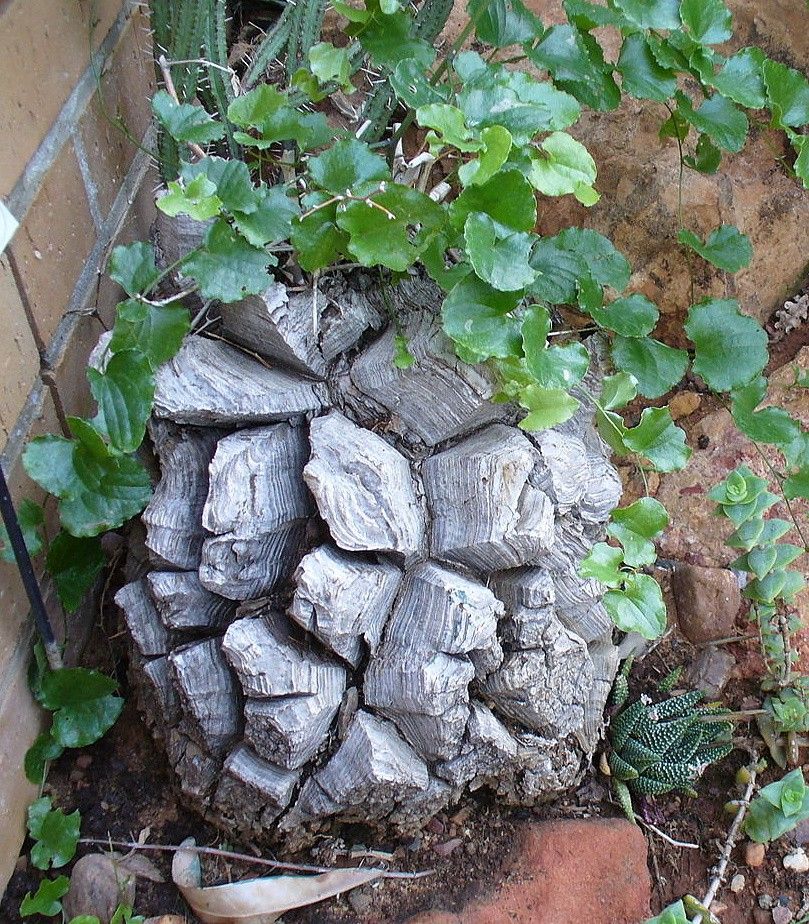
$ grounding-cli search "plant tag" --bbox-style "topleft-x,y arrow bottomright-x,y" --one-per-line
0,200 -> 18,254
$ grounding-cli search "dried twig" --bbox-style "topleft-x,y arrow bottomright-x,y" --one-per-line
312,269 -> 320,335
78,838 -> 434,880
690,761 -> 758,924
634,816 -> 700,850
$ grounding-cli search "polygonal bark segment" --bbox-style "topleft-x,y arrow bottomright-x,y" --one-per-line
529,430 -> 589,511
364,650 -> 474,761
363,562 -> 503,761
480,609 -> 594,739
382,561 -> 503,659
289,544 -> 402,667
147,571 -> 236,632
222,612 -> 346,769
214,743 -> 301,830
153,335 -> 327,426
142,421 -> 221,570
579,432 -> 623,524
218,283 -> 328,377
304,411 -> 427,557
203,423 -> 311,536
283,711 -> 430,826
218,277 -> 387,376
437,701 -> 520,788
423,425 -> 555,572
200,525 -> 308,601
199,423 -> 312,600
168,638 -> 241,755
222,611 -> 346,700
142,656 -> 182,726
243,695 -> 341,770
115,579 -> 168,658
348,309 -> 506,447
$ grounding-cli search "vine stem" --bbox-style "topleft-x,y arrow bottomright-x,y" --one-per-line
77,839 -> 433,880
749,440 -> 809,551
157,54 -> 206,161
299,188 -> 396,221
663,100 -> 696,307
690,762 -> 758,924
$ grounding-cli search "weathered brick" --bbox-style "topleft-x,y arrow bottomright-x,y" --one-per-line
8,144 -> 96,347
78,7 -> 156,219
0,256 -> 40,442
0,0 -> 129,198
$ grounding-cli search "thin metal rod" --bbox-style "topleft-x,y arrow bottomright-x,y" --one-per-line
0,465 -> 62,669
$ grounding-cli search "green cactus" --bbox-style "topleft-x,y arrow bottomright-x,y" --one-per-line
607,666 -> 733,821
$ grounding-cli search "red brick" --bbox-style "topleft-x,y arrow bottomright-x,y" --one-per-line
406,819 -> 651,924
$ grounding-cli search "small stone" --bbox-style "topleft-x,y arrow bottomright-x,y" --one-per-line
425,816 -> 445,835
772,906 -> 793,924
75,754 -> 93,770
348,888 -> 374,915
686,646 -> 736,696
433,838 -> 463,857
669,392 -> 702,420
792,818 -> 809,845
783,847 -> 809,873
62,854 -> 137,923
450,806 -> 473,825
672,564 -> 741,643
730,873 -> 746,893
747,842 -> 767,867
710,901 -> 728,915
759,893 -> 775,909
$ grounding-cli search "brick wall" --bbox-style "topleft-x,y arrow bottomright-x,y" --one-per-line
0,0 -> 157,895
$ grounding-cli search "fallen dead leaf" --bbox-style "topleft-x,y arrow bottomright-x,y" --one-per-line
171,838 -> 383,924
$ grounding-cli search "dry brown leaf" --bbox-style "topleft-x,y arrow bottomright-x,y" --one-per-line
171,838 -> 382,924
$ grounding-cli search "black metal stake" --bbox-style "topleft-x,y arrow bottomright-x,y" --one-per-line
0,464 -> 62,670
